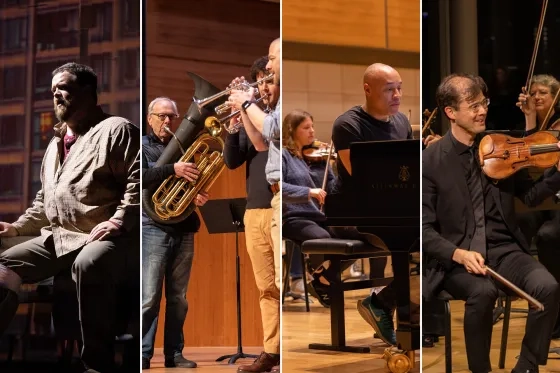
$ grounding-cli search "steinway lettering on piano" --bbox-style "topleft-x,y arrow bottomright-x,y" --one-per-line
370,183 -> 418,190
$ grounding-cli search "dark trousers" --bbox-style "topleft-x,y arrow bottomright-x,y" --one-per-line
422,297 -> 446,336
0,234 -> 138,372
518,209 -> 560,333
282,219 -> 395,309
443,249 -> 559,373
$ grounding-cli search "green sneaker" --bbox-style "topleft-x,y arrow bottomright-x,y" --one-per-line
357,296 -> 396,346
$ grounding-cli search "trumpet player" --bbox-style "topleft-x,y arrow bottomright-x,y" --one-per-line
141,97 -> 209,370
227,39 -> 281,373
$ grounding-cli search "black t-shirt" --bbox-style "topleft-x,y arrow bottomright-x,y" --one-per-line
223,128 -> 273,209
332,106 -> 413,191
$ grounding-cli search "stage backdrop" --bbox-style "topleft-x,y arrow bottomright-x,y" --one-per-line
145,0 -> 280,348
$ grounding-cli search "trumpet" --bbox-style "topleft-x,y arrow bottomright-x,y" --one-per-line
193,73 -> 274,113
207,94 -> 270,134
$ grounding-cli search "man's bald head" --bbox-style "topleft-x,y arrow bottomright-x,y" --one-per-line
267,38 -> 281,85
363,63 -> 399,85
362,63 -> 402,117
269,38 -> 280,52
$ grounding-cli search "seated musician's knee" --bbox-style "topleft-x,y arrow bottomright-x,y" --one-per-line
536,222 -> 560,248
0,263 -> 21,294
466,282 -> 498,307
533,270 -> 560,302
71,241 -> 115,284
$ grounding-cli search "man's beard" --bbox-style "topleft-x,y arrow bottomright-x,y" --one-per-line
54,100 -> 76,122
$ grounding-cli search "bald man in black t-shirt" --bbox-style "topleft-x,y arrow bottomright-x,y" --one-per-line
328,63 -> 419,346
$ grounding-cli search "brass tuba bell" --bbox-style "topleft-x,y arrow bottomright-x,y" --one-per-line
142,72 -> 228,224
150,120 -> 225,221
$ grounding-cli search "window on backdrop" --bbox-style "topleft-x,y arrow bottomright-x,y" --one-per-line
1,66 -> 26,101
0,115 -> 25,149
0,165 -> 23,199
33,111 -> 56,151
0,17 -> 27,54
118,100 -> 140,127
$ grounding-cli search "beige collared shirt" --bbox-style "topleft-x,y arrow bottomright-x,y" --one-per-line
12,113 -> 140,257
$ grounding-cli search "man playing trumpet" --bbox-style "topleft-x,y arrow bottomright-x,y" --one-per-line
226,38 -> 281,373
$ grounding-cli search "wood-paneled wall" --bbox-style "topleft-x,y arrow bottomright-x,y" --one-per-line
146,0 -> 279,348
282,0 -> 420,52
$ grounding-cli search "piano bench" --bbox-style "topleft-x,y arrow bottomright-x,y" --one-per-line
301,238 -> 393,353
437,290 -> 513,373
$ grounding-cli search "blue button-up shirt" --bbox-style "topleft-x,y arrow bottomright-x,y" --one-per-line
263,95 -> 281,184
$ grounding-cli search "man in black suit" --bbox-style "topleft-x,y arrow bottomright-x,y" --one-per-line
423,73 -> 560,373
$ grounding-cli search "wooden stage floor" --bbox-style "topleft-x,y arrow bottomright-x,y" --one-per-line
282,289 -> 419,373
148,347 -> 265,372
422,298 -> 560,372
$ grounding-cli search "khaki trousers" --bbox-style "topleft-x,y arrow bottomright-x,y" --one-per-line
244,201 -> 280,353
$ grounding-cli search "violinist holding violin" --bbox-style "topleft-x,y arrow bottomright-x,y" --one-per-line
423,73 -> 560,373
517,74 -> 560,133
281,109 -> 340,305
515,74 -> 560,339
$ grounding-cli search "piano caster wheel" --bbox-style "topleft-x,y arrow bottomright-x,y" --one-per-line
383,348 -> 415,373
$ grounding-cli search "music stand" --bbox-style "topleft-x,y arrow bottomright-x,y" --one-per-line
198,198 -> 259,364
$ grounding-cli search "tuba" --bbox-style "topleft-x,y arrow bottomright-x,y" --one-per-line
142,72 -> 228,224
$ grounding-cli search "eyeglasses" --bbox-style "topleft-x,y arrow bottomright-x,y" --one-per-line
466,98 -> 490,113
151,113 -> 179,121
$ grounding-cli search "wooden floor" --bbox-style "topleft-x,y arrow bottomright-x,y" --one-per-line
422,298 -> 560,372
148,347 -> 265,372
282,289 -> 419,373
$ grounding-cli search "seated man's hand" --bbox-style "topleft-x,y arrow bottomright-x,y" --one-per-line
195,192 -> 210,207
0,222 -> 17,237
452,248 -> 487,275
87,220 -> 122,244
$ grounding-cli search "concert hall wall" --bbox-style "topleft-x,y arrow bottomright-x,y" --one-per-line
282,0 -> 421,142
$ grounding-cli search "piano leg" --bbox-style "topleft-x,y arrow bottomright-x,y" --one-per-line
308,257 -> 371,353
391,251 -> 420,352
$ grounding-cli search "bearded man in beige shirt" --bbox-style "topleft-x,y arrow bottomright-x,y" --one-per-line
0,62 -> 140,373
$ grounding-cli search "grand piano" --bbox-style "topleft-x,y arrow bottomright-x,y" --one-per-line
303,139 -> 420,370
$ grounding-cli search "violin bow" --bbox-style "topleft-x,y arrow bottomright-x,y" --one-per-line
485,266 -> 544,311
540,87 -> 560,131
319,141 -> 334,213
421,108 -> 437,137
525,0 -> 549,92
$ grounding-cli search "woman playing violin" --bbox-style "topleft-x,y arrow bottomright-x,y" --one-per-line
517,74 -> 560,133
281,109 -> 340,306
516,73 -> 560,338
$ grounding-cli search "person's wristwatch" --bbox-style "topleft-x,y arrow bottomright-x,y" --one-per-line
241,100 -> 253,112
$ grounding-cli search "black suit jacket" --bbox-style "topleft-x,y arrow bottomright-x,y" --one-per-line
422,131 -> 560,300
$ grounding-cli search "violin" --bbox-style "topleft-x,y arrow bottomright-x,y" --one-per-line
479,131 -> 560,180
303,140 -> 337,163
